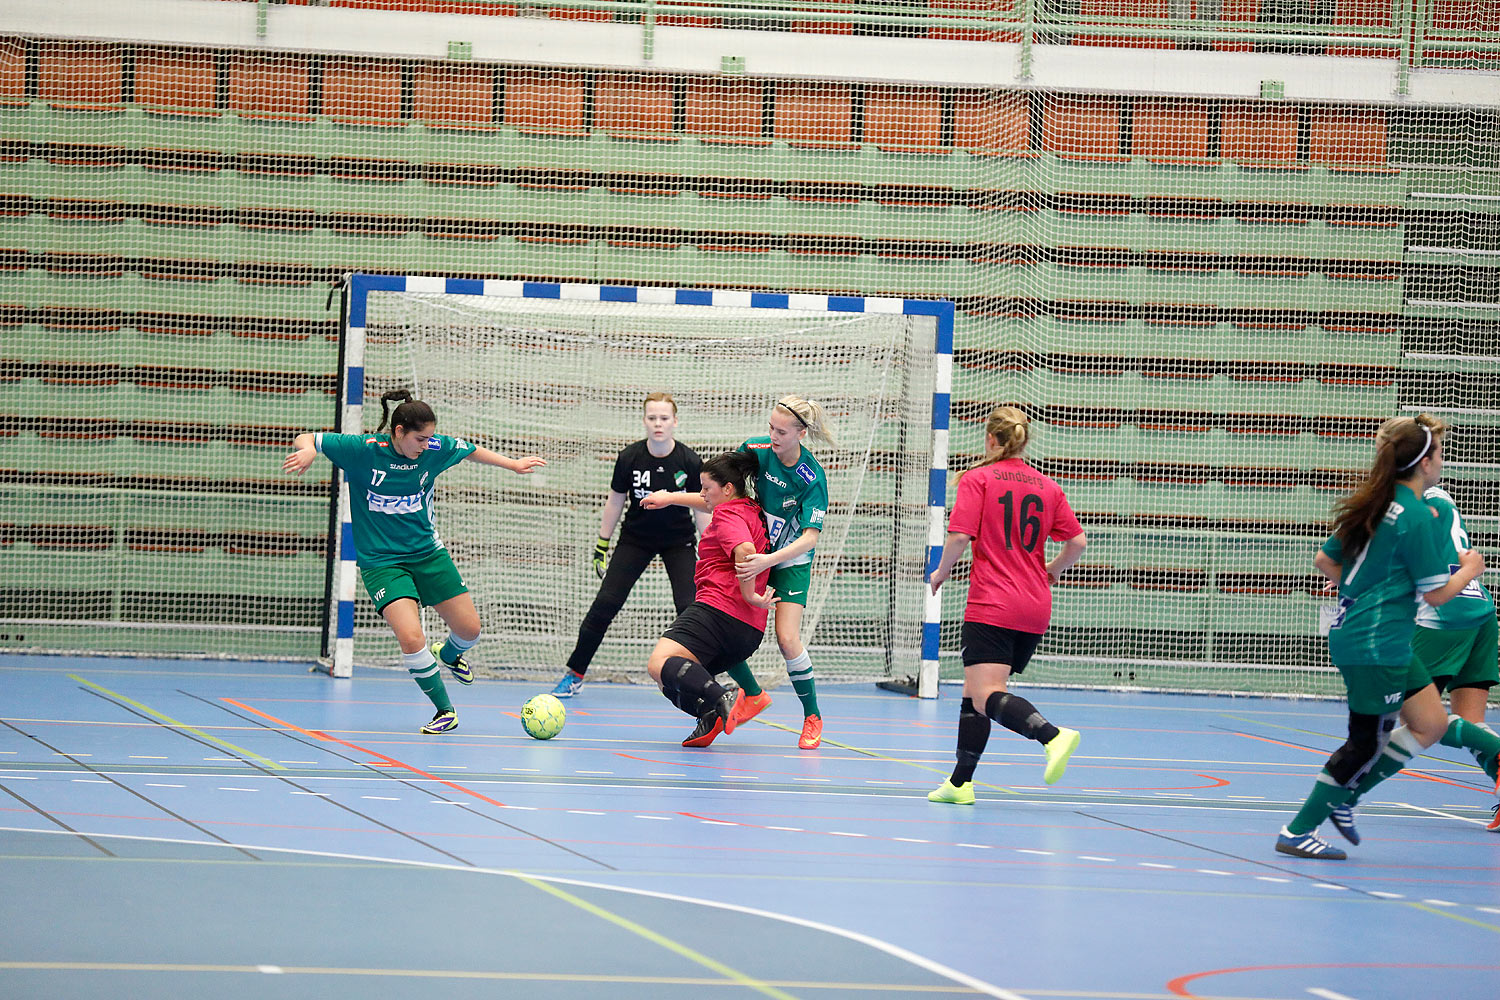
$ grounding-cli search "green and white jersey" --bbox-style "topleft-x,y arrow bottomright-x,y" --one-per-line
316,431 -> 476,568
738,436 -> 828,567
1416,485 -> 1494,630
1322,482 -> 1452,667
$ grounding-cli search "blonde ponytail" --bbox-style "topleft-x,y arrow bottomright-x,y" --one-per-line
969,405 -> 1030,470
775,395 -> 836,447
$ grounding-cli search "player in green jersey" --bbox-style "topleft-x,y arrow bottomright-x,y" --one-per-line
1417,484 -> 1500,832
1276,414 -> 1488,859
1330,424 -> 1500,839
284,389 -> 545,734
644,395 -> 835,749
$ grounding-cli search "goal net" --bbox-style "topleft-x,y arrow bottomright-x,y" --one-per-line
331,277 -> 948,689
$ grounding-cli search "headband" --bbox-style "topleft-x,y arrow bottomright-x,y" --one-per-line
1396,426 -> 1433,472
777,401 -> 809,428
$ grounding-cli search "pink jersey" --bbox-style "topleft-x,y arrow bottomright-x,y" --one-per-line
948,458 -> 1083,633
694,497 -> 772,631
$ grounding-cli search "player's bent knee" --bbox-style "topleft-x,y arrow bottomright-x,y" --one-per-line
1326,713 -> 1393,787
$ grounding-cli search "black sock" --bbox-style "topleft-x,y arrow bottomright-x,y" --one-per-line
985,690 -> 1059,745
950,697 -> 990,785
659,655 -> 726,718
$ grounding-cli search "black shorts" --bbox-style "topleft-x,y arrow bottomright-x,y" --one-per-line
662,602 -> 765,674
961,621 -> 1043,673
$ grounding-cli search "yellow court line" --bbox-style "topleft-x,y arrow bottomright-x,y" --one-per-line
754,718 -> 1019,796
68,675 -> 284,771
1404,901 -> 1500,933
514,873 -> 804,1000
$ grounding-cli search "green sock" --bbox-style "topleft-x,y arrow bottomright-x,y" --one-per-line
1287,770 -> 1356,835
785,650 -> 819,717
1440,715 -> 1500,761
404,650 -> 452,712
725,661 -> 762,697
1344,726 -> 1419,808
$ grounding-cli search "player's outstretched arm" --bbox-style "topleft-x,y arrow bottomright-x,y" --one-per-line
642,490 -> 708,511
283,433 -> 319,476
467,446 -> 546,474
735,527 -> 820,581
733,542 -> 779,608
927,530 -> 973,595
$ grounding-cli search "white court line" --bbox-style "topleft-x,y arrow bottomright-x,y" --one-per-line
828,831 -> 866,838
71,779 -> 109,784
0,826 -> 1030,1000
1399,802 -> 1488,826
567,810 -> 605,816
1078,856 -> 1115,862
767,826 -> 803,832
361,796 -> 399,801
1308,988 -> 1359,1000
1139,863 -> 1174,869
1368,891 -> 1403,899
634,815 -> 671,821
1421,899 -> 1459,907
1311,884 -> 1347,891
128,756 -> 167,760
218,787 -> 258,793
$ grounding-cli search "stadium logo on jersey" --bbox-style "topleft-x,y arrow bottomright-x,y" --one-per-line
795,463 -> 817,484
764,473 -> 789,489
674,471 -> 687,488
425,436 -> 444,450
390,463 -> 418,471
367,490 -> 425,515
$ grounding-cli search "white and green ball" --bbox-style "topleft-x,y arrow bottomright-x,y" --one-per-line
521,694 -> 566,740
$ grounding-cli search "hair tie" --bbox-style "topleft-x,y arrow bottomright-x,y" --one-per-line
777,401 -> 809,428
1397,426 -> 1432,471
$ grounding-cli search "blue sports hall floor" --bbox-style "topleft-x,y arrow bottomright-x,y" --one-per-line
1,653 -> 1497,999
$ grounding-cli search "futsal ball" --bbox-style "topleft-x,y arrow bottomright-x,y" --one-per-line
521,694 -> 566,740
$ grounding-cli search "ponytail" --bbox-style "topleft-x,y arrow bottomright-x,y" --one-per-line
970,405 -> 1030,471
1333,413 -> 1448,555
377,388 -> 436,434
702,450 -> 760,500
774,395 -> 836,446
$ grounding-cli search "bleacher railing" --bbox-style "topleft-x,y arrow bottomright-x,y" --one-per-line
239,0 -> 1500,86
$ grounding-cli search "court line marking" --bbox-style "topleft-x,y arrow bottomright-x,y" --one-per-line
69,676 -> 284,772
0,826 -> 1026,1000
220,698 -> 509,810
748,718 -> 1023,796
513,874 -> 799,1000
0,962 -> 1002,992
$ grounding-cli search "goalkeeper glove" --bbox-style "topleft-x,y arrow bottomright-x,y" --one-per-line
593,537 -> 610,579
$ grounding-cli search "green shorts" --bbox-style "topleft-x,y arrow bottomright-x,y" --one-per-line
1336,658 -> 1430,717
360,548 -> 467,614
768,562 -> 812,608
1413,616 -> 1499,693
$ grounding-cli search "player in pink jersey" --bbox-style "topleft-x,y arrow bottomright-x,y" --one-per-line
925,406 -> 1089,803
645,451 -> 779,740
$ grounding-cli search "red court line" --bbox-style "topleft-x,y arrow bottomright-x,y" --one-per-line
221,698 -> 508,809
1237,732 -> 1480,792
1168,962 -> 1500,998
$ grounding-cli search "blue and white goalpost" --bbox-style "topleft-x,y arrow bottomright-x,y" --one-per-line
329,274 -> 953,696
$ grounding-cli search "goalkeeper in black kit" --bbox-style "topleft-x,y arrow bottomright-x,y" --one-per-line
551,393 -> 707,697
